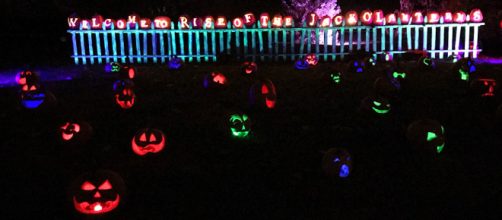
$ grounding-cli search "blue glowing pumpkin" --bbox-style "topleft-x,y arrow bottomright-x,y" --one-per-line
21,90 -> 55,109
168,56 -> 183,70
294,59 -> 309,70
322,148 -> 352,178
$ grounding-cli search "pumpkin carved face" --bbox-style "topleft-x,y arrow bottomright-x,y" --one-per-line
60,121 -> 92,143
294,60 -> 310,70
406,119 -> 445,154
322,148 -> 352,178
168,56 -> 183,70
456,57 -> 476,81
350,60 -> 365,73
305,53 -> 318,66
229,113 -> 251,138
361,96 -> 391,115
330,72 -> 342,84
203,72 -> 228,88
115,88 -> 135,109
105,62 -> 121,73
242,61 -> 258,75
16,70 -> 39,86
131,128 -> 166,156
249,79 -> 277,109
472,78 -> 497,97
70,170 -> 125,215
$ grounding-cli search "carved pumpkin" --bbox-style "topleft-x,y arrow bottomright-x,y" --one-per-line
348,59 -> 366,74
249,79 -> 277,109
406,119 -> 445,154
131,128 -> 166,156
60,121 -> 93,144
70,170 -> 125,215
203,72 -> 228,89
294,59 -> 310,70
305,53 -> 318,66
360,96 -> 391,115
241,61 -> 258,75
119,65 -> 136,80
228,113 -> 251,138
16,70 -> 39,86
455,57 -> 476,81
322,148 -> 352,178
418,55 -> 436,70
20,90 -> 55,109
115,88 -> 135,109
105,62 -> 121,73
329,72 -> 342,85
113,79 -> 135,95
168,56 -> 183,70
470,78 -> 497,97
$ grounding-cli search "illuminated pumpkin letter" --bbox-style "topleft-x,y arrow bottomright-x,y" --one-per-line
307,12 -> 318,27
179,16 -> 190,29
233,18 -> 243,28
260,13 -> 269,28
216,16 -> 227,29
412,11 -> 423,24
320,16 -> 331,27
192,17 -> 202,29
284,16 -> 293,27
68,17 -> 79,29
91,15 -> 103,29
386,13 -> 397,25
103,19 -> 113,29
243,12 -> 256,27
154,16 -> 171,29
128,15 -> 138,28
272,15 -> 283,28
360,10 -> 373,25
427,12 -> 440,24
372,10 -> 384,25
204,16 -> 214,29
333,15 -> 343,26
116,19 -> 126,29
139,19 -> 151,29
81,20 -> 90,30
444,12 -> 453,23
400,12 -> 410,24
345,11 -> 358,26
454,11 -> 466,23
470,9 -> 483,22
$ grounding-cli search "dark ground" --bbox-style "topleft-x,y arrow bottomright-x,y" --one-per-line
1,60 -> 502,219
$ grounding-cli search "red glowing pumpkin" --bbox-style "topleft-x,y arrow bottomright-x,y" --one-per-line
131,128 -> 166,156
241,61 -> 258,75
70,170 -> 125,215
16,70 -> 39,86
60,120 -> 93,144
203,72 -> 228,89
249,79 -> 277,109
115,88 -> 135,109
305,53 -> 319,66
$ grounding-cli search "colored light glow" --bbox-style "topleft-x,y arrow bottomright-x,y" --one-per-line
459,69 -> 469,81
426,132 -> 437,142
339,164 -> 350,178
73,195 -> 120,215
393,72 -> 406,79
330,73 -> 341,84
372,101 -> 390,114
21,92 -> 45,109
437,143 -> 445,154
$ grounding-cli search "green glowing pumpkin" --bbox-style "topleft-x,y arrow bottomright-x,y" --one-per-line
360,96 -> 391,115
228,113 -> 251,138
406,119 -> 445,154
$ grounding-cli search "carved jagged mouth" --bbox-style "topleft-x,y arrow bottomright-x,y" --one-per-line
73,195 -> 120,214
62,133 -> 74,141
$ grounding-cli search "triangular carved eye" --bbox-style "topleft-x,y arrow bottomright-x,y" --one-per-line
149,134 -> 157,142
139,133 -> 147,142
261,85 -> 269,94
61,122 -> 70,130
98,180 -> 112,190
81,181 -> 96,191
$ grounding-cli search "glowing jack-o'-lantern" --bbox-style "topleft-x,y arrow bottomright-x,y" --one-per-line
229,113 -> 251,138
60,121 -> 92,143
113,79 -> 135,95
168,56 -> 183,70
322,148 -> 352,178
407,119 -> 445,154
471,78 -> 497,97
131,128 -> 166,156
105,62 -> 121,73
115,88 -> 135,109
20,90 -> 55,110
241,61 -> 258,75
455,58 -> 476,81
294,59 -> 310,70
203,72 -> 228,89
348,60 -> 366,74
16,70 -> 39,86
119,65 -> 136,80
249,79 -> 277,109
360,96 -> 391,115
70,170 -> 125,215
418,55 -> 436,70
305,53 -> 318,66
330,72 -> 342,85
